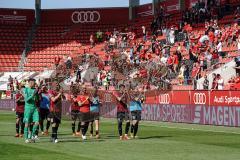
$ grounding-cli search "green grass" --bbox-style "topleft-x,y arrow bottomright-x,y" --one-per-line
0,111 -> 240,160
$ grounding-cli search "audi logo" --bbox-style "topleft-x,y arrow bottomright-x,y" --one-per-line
71,11 -> 100,23
104,93 -> 112,103
158,94 -> 170,104
193,93 -> 206,105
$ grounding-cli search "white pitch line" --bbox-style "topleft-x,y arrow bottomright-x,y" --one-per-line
141,123 -> 240,135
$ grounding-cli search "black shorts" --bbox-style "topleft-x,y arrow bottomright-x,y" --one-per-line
71,110 -> 80,121
40,108 -> 50,121
79,112 -> 91,122
131,111 -> 141,121
16,112 -> 24,119
117,112 -> 130,121
49,113 -> 61,124
89,112 -> 100,121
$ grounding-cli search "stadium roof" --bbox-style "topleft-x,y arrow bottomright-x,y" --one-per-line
0,0 -> 152,9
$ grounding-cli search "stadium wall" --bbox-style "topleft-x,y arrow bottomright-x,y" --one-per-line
40,8 -> 129,24
1,90 -> 240,127
0,8 -> 35,23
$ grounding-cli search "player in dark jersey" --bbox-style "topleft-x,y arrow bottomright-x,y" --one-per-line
129,88 -> 144,138
113,84 -> 130,140
15,85 -> 25,138
39,85 -> 51,136
69,93 -> 81,136
49,81 -> 65,143
77,87 -> 91,140
89,87 -> 101,139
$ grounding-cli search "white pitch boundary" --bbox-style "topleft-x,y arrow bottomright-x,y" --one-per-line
140,123 -> 240,135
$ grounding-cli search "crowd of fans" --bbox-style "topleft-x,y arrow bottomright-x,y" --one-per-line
53,15 -> 239,92
3,3 -> 240,96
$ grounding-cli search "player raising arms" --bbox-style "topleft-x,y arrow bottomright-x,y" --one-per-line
129,87 -> 144,138
114,84 -> 130,140
15,85 -> 25,138
77,87 -> 91,140
69,92 -> 81,136
23,78 -> 40,143
48,81 -> 65,143
39,85 -> 51,136
89,87 -> 101,139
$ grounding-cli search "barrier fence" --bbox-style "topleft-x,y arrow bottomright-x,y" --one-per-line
1,90 -> 240,127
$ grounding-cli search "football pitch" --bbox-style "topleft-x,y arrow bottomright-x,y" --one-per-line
0,111 -> 240,160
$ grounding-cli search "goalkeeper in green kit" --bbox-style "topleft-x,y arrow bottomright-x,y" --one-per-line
23,78 -> 40,143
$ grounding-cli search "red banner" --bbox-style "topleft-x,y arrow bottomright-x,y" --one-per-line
135,3 -> 153,17
0,8 -> 35,23
41,8 -> 129,24
1,90 -> 240,127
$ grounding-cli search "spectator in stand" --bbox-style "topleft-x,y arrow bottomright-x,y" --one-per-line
205,49 -> 212,69
234,7 -> 240,20
109,35 -> 116,52
183,65 -> 190,85
8,75 -> 13,91
54,56 -> 61,68
203,75 -> 209,90
217,74 -> 224,90
142,26 -> 146,41
212,48 -> 219,65
173,52 -> 179,73
237,36 -> 240,53
96,30 -> 103,42
89,70 -> 95,87
216,40 -> 223,57
65,56 -> 72,69
169,27 -> 175,45
90,34 -> 95,48
76,65 -> 83,82
178,65 -> 185,85
199,34 -> 209,45
105,30 -> 111,41
211,73 -> 218,90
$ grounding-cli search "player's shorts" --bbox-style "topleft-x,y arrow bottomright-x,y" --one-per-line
71,110 -> 80,121
79,112 -> 91,122
16,112 -> 24,119
131,110 -> 141,121
117,112 -> 130,121
23,107 -> 39,123
40,108 -> 50,121
48,112 -> 61,124
89,112 -> 100,121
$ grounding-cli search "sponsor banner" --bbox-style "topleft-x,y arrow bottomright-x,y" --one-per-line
0,99 -> 15,110
41,8 -> 129,24
210,90 -> 232,106
142,104 -> 192,123
145,90 -> 172,104
135,3 -> 153,18
190,91 -> 210,105
227,91 -> 240,106
193,105 -> 240,127
0,9 -> 34,23
1,90 -> 240,127
171,91 -> 190,104
161,0 -> 180,13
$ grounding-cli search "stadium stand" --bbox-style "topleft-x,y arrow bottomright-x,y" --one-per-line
0,22 -> 32,72
0,1 -> 239,91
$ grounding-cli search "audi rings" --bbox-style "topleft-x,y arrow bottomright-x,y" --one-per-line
158,94 -> 170,104
71,11 -> 100,23
193,93 -> 206,105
